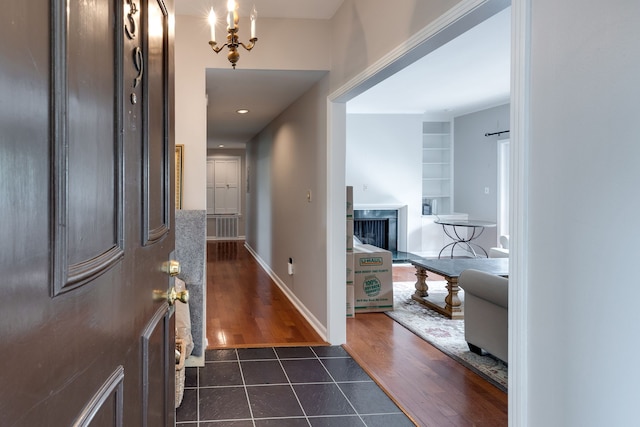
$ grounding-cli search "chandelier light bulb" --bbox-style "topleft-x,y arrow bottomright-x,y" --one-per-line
208,8 -> 216,43
250,6 -> 257,40
227,0 -> 236,30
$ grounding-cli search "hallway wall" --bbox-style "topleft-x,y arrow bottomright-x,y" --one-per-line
246,75 -> 330,330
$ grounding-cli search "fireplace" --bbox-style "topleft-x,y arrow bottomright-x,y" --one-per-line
353,209 -> 398,252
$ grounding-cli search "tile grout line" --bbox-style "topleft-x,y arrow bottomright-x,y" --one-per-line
196,361 -> 200,426
274,347 -> 313,427
235,348 -> 257,427
313,348 -> 368,425
192,347 -> 411,426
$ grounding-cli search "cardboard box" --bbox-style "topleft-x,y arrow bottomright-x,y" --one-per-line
353,244 -> 393,313
346,252 -> 354,285
346,219 -> 354,253
346,186 -> 354,219
346,285 -> 355,318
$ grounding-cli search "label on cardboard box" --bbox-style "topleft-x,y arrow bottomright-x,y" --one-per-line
358,256 -> 384,267
353,244 -> 393,312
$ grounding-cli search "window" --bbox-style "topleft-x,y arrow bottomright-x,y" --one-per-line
497,139 -> 510,242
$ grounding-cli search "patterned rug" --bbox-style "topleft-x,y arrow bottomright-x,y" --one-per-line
385,281 -> 508,391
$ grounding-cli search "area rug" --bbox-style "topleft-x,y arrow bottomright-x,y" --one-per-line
385,281 -> 508,391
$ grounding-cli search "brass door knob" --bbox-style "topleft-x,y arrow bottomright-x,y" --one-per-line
154,287 -> 189,306
162,260 -> 181,276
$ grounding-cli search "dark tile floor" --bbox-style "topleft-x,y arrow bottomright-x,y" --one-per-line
176,346 -> 415,426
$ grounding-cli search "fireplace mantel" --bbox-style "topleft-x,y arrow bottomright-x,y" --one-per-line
354,204 -> 405,210
352,205 -> 408,253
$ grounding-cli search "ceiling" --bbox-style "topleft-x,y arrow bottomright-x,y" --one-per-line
347,7 -> 511,116
175,0 -> 345,20
175,1 -> 511,148
205,69 -> 327,147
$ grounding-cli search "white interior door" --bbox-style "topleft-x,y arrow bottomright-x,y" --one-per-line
211,157 -> 240,214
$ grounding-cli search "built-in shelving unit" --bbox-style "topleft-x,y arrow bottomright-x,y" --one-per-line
422,121 -> 452,215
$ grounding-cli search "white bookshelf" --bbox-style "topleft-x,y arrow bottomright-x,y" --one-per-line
422,121 -> 452,214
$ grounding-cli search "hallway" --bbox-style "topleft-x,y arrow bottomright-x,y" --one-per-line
205,240 -> 326,348
201,241 -> 507,426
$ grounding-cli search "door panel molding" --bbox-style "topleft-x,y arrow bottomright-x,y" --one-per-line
72,366 -> 124,427
51,0 -> 124,297
141,303 -> 172,427
142,0 -> 170,246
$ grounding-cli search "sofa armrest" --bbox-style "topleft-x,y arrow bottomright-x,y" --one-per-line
459,269 -> 508,308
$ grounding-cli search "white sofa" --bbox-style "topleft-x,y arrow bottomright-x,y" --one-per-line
458,269 -> 508,363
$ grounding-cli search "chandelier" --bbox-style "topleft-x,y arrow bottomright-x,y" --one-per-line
208,1 -> 257,69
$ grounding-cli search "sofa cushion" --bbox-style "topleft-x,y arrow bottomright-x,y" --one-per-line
458,269 -> 508,308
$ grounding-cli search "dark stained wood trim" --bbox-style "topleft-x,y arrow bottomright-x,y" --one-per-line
51,0 -> 125,296
50,0 -> 68,295
115,0 -> 126,262
71,366 -> 124,427
141,0 -> 170,246
140,302 -> 171,427
66,246 -> 125,286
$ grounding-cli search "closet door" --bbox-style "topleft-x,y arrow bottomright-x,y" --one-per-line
212,157 -> 241,214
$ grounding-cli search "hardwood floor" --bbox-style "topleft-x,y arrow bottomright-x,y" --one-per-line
206,240 -> 326,347
345,311 -> 507,426
206,241 -> 507,426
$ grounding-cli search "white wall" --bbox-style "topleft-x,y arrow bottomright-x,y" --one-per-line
524,0 -> 640,425
346,114 -> 423,252
329,0 -> 468,92
174,16 -> 207,210
454,103 -> 509,251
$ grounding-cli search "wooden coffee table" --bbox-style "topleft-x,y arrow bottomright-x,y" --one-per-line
410,258 -> 508,319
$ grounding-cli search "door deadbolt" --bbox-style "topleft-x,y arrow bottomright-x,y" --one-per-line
162,260 -> 181,276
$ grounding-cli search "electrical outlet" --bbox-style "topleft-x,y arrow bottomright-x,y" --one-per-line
484,187 -> 490,194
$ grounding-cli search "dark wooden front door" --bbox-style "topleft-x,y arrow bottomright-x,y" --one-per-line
0,0 -> 176,425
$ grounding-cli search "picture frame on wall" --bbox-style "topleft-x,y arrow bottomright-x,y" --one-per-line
175,144 -> 184,209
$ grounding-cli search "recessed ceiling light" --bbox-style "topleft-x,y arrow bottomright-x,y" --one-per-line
218,144 -> 225,148
236,109 -> 249,114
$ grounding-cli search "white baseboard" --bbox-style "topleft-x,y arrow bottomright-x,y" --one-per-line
243,243 -> 328,342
